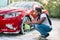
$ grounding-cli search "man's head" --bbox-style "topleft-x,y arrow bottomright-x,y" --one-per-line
35,8 -> 42,15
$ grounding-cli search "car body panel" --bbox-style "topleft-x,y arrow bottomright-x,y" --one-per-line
0,9 -> 26,33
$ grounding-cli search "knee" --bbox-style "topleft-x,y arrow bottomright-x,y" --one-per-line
34,24 -> 40,29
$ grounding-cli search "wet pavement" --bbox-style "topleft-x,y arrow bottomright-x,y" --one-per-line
0,18 -> 60,40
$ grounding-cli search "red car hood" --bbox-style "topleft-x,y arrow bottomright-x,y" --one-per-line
0,7 -> 24,14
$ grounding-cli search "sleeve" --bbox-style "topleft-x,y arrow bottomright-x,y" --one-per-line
40,13 -> 46,18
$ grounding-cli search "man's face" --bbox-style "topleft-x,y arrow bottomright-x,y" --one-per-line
35,10 -> 40,16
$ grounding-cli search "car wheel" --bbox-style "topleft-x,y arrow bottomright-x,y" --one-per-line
20,16 -> 31,34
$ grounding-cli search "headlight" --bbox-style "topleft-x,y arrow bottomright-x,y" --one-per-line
6,24 -> 14,29
6,24 -> 16,30
4,12 -> 21,18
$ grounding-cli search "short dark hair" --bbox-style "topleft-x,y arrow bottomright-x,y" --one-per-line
35,8 -> 42,13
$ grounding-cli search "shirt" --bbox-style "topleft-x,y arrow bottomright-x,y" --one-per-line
40,13 -> 51,27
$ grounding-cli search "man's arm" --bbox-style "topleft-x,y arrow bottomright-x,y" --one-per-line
30,17 -> 46,24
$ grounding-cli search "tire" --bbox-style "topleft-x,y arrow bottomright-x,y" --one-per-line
20,16 -> 31,34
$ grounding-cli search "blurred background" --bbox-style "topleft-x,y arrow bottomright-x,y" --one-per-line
0,0 -> 60,18
0,0 -> 60,40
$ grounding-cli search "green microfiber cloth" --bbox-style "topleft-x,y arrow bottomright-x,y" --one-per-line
25,23 -> 30,30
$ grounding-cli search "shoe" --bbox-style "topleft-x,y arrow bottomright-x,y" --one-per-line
45,33 -> 49,38
41,33 -> 49,38
40,36 -> 46,40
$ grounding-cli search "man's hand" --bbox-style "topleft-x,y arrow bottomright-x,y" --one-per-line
26,19 -> 37,24
26,21 -> 31,25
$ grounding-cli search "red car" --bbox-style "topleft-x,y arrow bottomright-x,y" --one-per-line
0,1 -> 49,34
0,9 -> 27,34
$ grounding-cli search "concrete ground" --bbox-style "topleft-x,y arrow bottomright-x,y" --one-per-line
0,18 -> 60,40
47,18 -> 60,40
